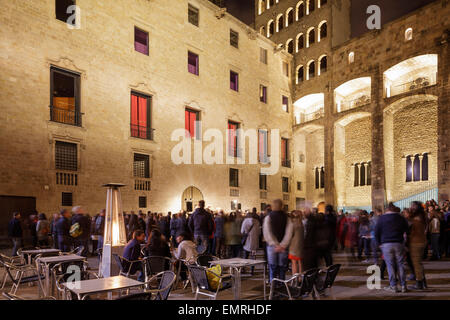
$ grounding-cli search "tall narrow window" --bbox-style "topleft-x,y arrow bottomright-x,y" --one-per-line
55,141 -> 77,171
320,166 -> 325,188
277,15 -> 284,32
281,138 -> 289,167
308,29 -> 315,46
260,85 -> 268,103
268,21 -> 274,37
319,22 -> 327,39
282,177 -> 289,193
315,167 -> 320,189
230,71 -> 239,91
287,40 -> 294,54
260,48 -> 268,64
297,34 -> 304,51
131,92 -> 152,140
413,155 -> 420,181
230,29 -> 239,48
133,153 -> 150,178
228,121 -> 239,157
134,27 -> 149,55
50,67 -> 81,126
185,109 -> 200,139
367,162 -> 372,186
297,2 -> 305,19
406,156 -> 412,182
187,51 -> 199,75
422,153 -> 429,181
282,96 -> 289,112
188,4 -> 199,27
258,129 -> 268,163
229,168 -> 239,187
308,61 -> 316,79
360,163 -> 366,186
287,9 -> 294,25
297,66 -> 304,83
354,164 -> 360,186
259,174 -> 267,190
308,0 -> 315,13
55,0 -> 76,23
139,196 -> 147,208
319,56 -> 327,74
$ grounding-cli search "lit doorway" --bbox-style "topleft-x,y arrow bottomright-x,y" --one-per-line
181,186 -> 203,213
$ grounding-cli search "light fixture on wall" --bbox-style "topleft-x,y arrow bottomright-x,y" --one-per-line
100,183 -> 127,278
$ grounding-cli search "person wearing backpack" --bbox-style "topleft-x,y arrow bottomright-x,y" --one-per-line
70,206 -> 90,256
241,209 -> 261,274
36,213 -> 50,247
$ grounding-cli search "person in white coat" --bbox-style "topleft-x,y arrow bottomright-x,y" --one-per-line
241,209 -> 261,274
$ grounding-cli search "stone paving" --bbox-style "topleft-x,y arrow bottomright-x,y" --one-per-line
1,249 -> 449,300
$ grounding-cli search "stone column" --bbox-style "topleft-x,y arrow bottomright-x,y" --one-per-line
437,30 -> 450,202
324,90 -> 336,206
371,64 -> 387,210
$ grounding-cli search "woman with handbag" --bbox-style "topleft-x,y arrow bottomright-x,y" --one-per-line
241,210 -> 261,274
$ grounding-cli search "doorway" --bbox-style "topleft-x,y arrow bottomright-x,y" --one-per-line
0,196 -> 36,246
181,186 -> 203,213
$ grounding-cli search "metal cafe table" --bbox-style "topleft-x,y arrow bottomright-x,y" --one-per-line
21,248 -> 60,265
62,276 -> 144,300
36,254 -> 86,297
210,258 -> 267,300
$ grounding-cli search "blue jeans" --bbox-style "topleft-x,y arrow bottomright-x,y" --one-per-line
194,234 -> 209,254
431,233 -> 440,259
11,237 -> 22,256
266,245 -> 289,282
381,242 -> 406,287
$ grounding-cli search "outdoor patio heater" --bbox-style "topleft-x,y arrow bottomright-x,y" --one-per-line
100,183 -> 127,277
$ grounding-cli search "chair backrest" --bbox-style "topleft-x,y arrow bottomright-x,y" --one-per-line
188,265 -> 211,292
0,257 -> 19,285
196,254 -> 218,267
112,254 -> 125,272
318,264 -> 341,291
146,256 -> 170,276
299,268 -> 320,296
115,292 -> 153,300
155,271 -> 177,300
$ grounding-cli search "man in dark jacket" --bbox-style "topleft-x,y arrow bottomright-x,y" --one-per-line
56,209 -> 72,252
123,230 -> 146,281
95,209 -> 106,251
188,200 -> 213,254
71,206 -> 91,256
375,203 -> 409,293
8,212 -> 23,256
158,216 -> 170,241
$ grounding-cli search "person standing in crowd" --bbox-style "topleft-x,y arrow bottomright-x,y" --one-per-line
408,201 -> 428,290
214,210 -> 225,257
316,205 -> 336,266
369,209 -> 382,265
127,212 -> 139,241
289,210 -> 304,275
358,212 -> 371,262
36,213 -> 50,247
224,212 -> 242,258
241,209 -> 261,274
263,199 -> 293,282
159,215 -> 171,241
50,212 -> 60,249
29,214 -> 38,247
302,208 -> 317,270
169,212 -> 180,248
123,230 -> 146,282
8,212 -> 23,256
95,209 -> 106,251
70,206 -> 91,256
337,211 -> 348,251
56,209 -> 72,252
429,210 -> 441,260
137,212 -> 147,235
375,203 -> 409,293
188,200 -> 213,254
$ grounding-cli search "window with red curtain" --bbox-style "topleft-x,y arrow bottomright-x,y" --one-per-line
185,109 -> 199,139
258,130 -> 268,163
131,92 -> 151,139
134,27 -> 149,55
188,51 -> 199,75
228,121 -> 239,157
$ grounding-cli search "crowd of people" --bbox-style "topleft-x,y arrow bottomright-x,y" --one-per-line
7,198 -> 450,293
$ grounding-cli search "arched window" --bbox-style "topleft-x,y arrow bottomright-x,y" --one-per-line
308,61 -> 315,79
296,2 -> 305,20
277,15 -> 284,32
308,0 -> 315,14
315,167 -> 320,189
348,52 -> 355,64
258,0 -> 266,15
267,20 -> 274,37
319,55 -> 327,74
307,28 -> 315,47
422,153 -> 428,181
360,163 -> 366,186
319,22 -> 327,40
297,66 -> 304,83
269,0 -> 275,8
286,39 -> 294,54
354,164 -> 359,187
260,26 -> 265,35
287,8 -> 294,26
297,34 -> 304,52
406,156 -> 412,182
413,155 -> 421,181
320,166 -> 325,188
405,28 -> 413,41
367,162 -> 372,185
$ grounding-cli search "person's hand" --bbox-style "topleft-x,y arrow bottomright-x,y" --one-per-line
275,245 -> 285,253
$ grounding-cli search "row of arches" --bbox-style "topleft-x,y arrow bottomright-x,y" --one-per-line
258,0 -> 328,16
282,22 -> 327,53
296,55 -> 328,84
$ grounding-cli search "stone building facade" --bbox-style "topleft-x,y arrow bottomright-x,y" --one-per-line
0,0 -> 294,231
255,0 -> 450,210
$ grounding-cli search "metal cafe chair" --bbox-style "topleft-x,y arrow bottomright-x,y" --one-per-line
53,262 -> 99,300
0,253 -> 27,289
196,254 -> 219,267
59,246 -> 82,256
112,253 -> 144,280
269,268 -> 320,300
144,256 -> 173,278
143,270 -> 177,300
187,265 -> 232,300
2,292 -> 56,301
0,255 -> 44,295
315,264 -> 341,300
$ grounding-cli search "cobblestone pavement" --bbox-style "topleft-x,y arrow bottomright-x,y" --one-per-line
1,249 -> 449,300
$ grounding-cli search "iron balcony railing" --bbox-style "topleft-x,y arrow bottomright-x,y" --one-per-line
131,124 -> 154,140
50,105 -> 82,126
